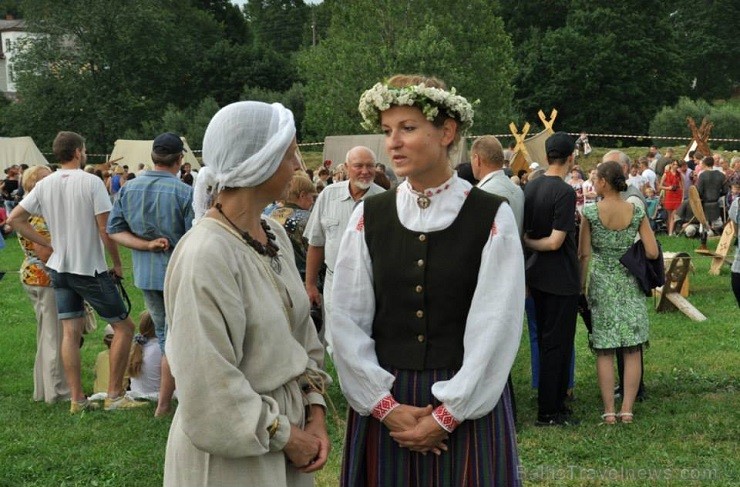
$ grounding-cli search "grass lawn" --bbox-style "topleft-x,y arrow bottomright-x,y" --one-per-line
0,232 -> 737,486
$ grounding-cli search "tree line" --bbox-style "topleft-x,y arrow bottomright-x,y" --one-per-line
0,0 -> 737,154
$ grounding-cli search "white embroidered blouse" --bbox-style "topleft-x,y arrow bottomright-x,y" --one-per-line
330,173 -> 525,429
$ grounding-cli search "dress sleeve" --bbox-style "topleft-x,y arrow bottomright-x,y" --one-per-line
431,203 -> 525,422
330,203 -> 396,416
165,240 -> 292,458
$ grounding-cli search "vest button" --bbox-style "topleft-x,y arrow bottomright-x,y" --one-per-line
418,234 -> 427,242
417,334 -> 425,343
416,310 -> 424,318
417,259 -> 424,267
415,285 -> 423,293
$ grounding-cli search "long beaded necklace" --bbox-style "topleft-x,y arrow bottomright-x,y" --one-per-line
215,203 -> 282,274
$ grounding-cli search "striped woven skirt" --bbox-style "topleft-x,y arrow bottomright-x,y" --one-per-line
340,368 -> 521,486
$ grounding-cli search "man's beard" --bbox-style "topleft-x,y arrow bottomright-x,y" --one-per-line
352,179 -> 371,190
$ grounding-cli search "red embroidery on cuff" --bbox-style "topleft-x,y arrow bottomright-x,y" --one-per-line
372,394 -> 400,421
433,404 -> 460,432
356,215 -> 365,231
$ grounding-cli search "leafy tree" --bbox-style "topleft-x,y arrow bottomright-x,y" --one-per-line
0,0 -> 22,17
298,0 -> 516,140
247,0 -> 309,53
668,0 -> 740,101
650,97 -> 740,150
303,1 -> 332,47
4,0 -> 223,152
134,97 -> 220,149
193,40 -> 296,106
191,0 -> 251,44
496,0 -> 569,46
515,0 -> 687,137
241,82 -> 305,139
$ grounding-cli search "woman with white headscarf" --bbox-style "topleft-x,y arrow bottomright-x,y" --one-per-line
163,101 -> 331,487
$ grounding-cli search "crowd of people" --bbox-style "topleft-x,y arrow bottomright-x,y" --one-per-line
1,73 -> 738,486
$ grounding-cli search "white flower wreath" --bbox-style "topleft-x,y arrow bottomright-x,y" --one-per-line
358,82 -> 476,133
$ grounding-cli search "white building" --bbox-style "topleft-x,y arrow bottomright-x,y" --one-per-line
0,17 -> 26,99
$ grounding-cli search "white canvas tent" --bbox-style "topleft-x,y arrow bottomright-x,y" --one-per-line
109,138 -> 200,170
323,134 -> 467,170
0,136 -> 49,173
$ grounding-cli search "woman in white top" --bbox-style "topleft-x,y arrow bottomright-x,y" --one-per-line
332,75 -> 524,486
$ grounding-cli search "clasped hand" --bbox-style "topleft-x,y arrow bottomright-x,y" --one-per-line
383,405 -> 449,455
284,406 -> 330,473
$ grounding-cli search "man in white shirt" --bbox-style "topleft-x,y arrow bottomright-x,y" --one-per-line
303,146 -> 385,350
626,164 -> 647,193
9,131 -> 146,413
639,159 -> 657,191
471,135 -> 524,235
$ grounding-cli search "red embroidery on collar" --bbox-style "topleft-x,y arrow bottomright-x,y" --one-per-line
424,183 -> 452,197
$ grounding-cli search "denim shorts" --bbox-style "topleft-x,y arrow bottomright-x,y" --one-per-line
142,289 -> 168,354
49,269 -> 129,323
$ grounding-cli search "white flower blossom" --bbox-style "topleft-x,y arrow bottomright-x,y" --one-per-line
358,81 -> 475,134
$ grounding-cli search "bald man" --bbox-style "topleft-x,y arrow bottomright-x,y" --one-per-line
303,146 -> 385,351
471,136 -> 524,235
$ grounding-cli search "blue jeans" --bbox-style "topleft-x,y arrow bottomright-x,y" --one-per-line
526,296 -> 575,390
142,289 -> 167,354
49,269 -> 128,323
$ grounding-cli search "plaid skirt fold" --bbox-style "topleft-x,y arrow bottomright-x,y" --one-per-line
341,368 -> 521,487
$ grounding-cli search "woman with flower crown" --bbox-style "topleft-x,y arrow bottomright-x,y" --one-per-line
331,75 -> 524,486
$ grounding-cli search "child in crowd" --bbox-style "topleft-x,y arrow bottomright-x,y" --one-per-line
93,325 -> 130,394
127,311 -> 162,400
583,169 -> 598,205
626,163 -> 646,192
645,187 -> 660,218
569,168 -> 585,216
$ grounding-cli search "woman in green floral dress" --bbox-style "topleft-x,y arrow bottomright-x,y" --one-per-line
578,161 -> 659,424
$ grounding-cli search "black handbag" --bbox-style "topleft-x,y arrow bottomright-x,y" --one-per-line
619,240 -> 665,296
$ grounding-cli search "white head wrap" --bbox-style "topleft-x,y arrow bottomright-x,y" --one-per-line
193,101 -> 296,221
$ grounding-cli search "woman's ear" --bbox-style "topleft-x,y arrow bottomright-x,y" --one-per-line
440,118 -> 458,147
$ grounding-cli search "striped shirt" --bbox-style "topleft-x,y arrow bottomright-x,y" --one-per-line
107,170 -> 193,290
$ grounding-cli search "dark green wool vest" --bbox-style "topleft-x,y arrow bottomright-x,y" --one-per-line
364,187 -> 503,371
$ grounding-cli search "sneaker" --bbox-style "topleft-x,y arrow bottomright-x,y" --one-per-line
104,394 -> 149,411
70,398 -> 100,414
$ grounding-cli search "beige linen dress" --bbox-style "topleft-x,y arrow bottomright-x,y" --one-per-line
163,217 -> 329,487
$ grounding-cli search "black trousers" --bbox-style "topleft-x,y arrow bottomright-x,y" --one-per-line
732,272 -> 740,308
530,288 -> 578,418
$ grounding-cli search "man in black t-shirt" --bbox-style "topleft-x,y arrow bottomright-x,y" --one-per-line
523,132 -> 580,426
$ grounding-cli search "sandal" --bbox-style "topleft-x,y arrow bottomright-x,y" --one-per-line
617,412 -> 634,424
600,412 -> 617,425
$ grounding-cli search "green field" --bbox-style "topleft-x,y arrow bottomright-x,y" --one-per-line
0,231 -> 737,486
